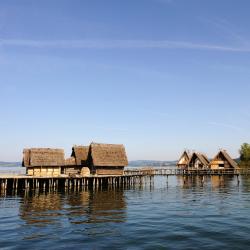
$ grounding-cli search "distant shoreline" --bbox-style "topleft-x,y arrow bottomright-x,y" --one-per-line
0,162 -> 22,167
0,160 -> 177,168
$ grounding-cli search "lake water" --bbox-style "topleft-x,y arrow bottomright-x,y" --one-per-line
1,175 -> 250,249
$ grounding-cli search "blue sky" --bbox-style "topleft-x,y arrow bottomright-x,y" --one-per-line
0,0 -> 250,161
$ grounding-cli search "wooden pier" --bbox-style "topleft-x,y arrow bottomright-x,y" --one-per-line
0,174 -> 154,193
124,167 -> 247,176
1,168 -> 249,192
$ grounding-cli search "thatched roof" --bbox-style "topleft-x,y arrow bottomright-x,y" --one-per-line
90,143 -> 128,167
177,151 -> 190,166
22,148 -> 65,167
71,146 -> 89,166
65,157 -> 76,166
22,149 -> 30,167
201,154 -> 210,164
189,152 -> 209,167
210,150 -> 238,168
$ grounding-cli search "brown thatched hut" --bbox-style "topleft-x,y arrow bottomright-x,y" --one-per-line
177,150 -> 190,169
188,152 -> 209,170
88,143 -> 128,175
71,146 -> 89,166
22,148 -> 65,176
210,150 -> 238,169
61,146 -> 90,176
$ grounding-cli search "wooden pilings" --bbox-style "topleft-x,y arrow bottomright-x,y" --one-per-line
0,175 -> 153,193
0,168 -> 245,193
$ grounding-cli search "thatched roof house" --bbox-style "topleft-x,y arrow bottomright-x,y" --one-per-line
22,143 -> 128,177
89,143 -> 128,175
22,148 -> 65,177
22,148 -> 65,167
177,151 -> 190,169
60,146 -> 90,176
210,150 -> 238,169
90,143 -> 128,167
71,146 -> 89,166
188,152 -> 209,169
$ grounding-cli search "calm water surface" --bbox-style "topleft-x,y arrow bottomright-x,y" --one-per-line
1,175 -> 250,249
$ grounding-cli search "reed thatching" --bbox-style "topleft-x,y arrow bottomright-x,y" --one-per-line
210,150 -> 238,169
23,148 -> 65,167
22,149 -> 30,167
90,143 -> 128,167
65,157 -> 76,166
188,152 -> 209,168
177,151 -> 190,167
71,146 -> 89,166
201,154 -> 210,164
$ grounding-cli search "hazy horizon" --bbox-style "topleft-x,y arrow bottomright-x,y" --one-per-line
0,0 -> 249,161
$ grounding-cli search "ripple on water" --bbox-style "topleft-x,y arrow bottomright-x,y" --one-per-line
1,176 -> 250,249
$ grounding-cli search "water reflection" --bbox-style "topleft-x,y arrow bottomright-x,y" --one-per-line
19,187 -> 127,227
177,175 -> 236,189
2,176 -> 250,249
20,192 -> 63,225
239,176 -> 250,192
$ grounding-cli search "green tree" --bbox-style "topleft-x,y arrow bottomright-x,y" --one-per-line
239,143 -> 250,167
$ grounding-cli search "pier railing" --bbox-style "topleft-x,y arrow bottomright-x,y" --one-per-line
125,167 -> 250,176
1,167 -> 250,178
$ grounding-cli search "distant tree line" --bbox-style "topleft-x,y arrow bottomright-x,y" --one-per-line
239,143 -> 250,167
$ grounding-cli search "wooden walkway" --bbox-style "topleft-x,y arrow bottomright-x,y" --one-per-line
124,167 -> 248,176
0,167 -> 249,192
0,174 -> 154,192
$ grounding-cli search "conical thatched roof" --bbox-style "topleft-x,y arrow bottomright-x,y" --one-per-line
90,143 -> 128,167
210,150 -> 238,168
71,146 -> 89,166
22,148 -> 65,167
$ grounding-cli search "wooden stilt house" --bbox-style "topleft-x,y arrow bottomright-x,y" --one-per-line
188,152 -> 209,170
22,148 -> 65,177
177,150 -> 190,169
22,142 -> 128,177
88,143 -> 128,175
210,150 -> 238,169
62,146 -> 90,176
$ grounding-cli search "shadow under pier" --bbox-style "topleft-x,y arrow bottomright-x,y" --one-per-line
0,174 -> 154,194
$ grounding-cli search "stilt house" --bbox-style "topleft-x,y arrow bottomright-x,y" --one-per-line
22,148 -> 65,177
62,146 -> 90,176
177,151 -> 190,169
210,150 -> 238,169
88,143 -> 128,175
188,152 -> 210,169
22,142 -> 128,177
